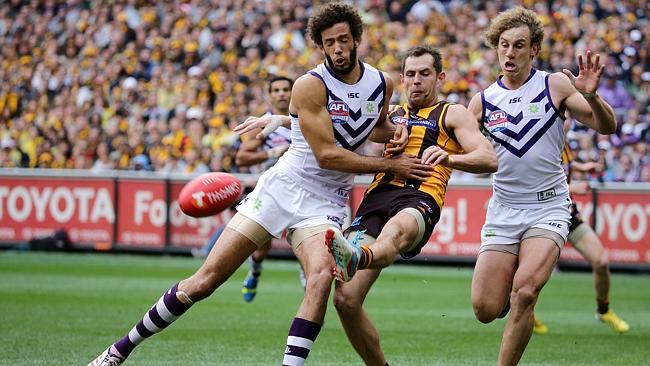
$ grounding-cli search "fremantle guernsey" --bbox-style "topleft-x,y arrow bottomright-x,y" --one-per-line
273,61 -> 386,205
481,69 -> 568,207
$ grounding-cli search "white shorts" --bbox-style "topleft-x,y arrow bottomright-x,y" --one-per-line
236,168 -> 346,239
480,197 -> 571,249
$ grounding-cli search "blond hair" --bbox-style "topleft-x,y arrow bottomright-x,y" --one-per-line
484,7 -> 544,49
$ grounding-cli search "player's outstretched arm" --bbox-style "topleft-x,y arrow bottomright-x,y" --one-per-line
421,104 -> 497,173
292,74 -> 433,181
553,50 -> 616,134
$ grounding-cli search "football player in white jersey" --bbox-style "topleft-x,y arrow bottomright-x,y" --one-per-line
234,76 -> 300,303
467,7 -> 617,366
533,122 -> 629,334
88,3 -> 432,366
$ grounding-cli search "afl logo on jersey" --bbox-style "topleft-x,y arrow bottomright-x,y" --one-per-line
328,101 -> 349,124
390,116 -> 408,125
486,110 -> 508,133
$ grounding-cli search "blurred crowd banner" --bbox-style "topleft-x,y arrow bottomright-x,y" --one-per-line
1,169 -> 649,269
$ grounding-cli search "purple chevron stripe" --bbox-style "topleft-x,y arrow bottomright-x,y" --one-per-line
500,118 -> 541,141
483,90 -> 546,126
530,89 -> 546,103
367,82 -> 384,102
348,105 -> 362,120
327,89 -> 342,101
489,111 -> 560,157
377,70 -> 386,113
484,100 -> 524,125
545,102 -> 552,113
333,129 -> 368,151
337,117 -> 375,136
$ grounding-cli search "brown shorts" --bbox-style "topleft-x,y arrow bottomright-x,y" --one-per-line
345,185 -> 440,259
568,203 -> 584,233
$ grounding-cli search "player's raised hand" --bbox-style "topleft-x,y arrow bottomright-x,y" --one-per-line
232,115 -> 285,139
384,124 -> 408,156
562,50 -> 605,96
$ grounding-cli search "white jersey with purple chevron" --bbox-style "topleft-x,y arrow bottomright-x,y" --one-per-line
481,69 -> 568,207
260,111 -> 291,170
274,61 -> 386,205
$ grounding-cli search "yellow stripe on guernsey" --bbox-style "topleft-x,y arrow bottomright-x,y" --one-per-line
367,101 -> 463,208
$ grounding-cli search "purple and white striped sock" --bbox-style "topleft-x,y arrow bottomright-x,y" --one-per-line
282,317 -> 321,366
112,283 -> 193,358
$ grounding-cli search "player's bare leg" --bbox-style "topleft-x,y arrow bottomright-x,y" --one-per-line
327,211 -> 420,281
182,229 -> 259,299
88,227 -> 258,365
334,268 -> 385,365
364,212 -> 419,268
571,225 -> 629,333
472,251 -> 517,323
498,238 -> 558,366
282,229 -> 336,365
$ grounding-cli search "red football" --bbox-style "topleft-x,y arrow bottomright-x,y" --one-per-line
179,172 -> 242,217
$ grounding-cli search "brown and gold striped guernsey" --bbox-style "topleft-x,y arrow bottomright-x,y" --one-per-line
366,101 -> 463,208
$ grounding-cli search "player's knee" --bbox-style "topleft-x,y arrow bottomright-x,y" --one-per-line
182,273 -> 220,301
593,253 -> 609,272
305,268 -> 334,297
510,286 -> 538,309
333,290 -> 361,315
471,294 -> 501,323
473,302 -> 498,324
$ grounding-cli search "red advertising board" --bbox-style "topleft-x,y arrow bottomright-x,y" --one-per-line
424,187 -> 493,257
0,176 -> 114,244
116,179 -> 166,248
349,184 -> 650,265
1,172 -> 648,266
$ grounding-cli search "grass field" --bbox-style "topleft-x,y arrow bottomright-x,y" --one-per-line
0,252 -> 648,365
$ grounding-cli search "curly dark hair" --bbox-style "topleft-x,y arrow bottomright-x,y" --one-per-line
307,2 -> 363,46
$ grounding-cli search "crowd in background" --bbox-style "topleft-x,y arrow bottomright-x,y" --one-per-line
0,0 -> 648,182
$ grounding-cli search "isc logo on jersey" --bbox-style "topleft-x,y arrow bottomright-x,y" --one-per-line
486,110 -> 508,133
328,101 -> 349,124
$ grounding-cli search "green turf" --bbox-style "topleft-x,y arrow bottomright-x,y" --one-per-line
0,252 -> 648,365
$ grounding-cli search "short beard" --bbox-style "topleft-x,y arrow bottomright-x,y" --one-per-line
325,46 -> 358,76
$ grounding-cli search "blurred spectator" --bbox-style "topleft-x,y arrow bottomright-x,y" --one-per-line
0,0 -> 646,183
